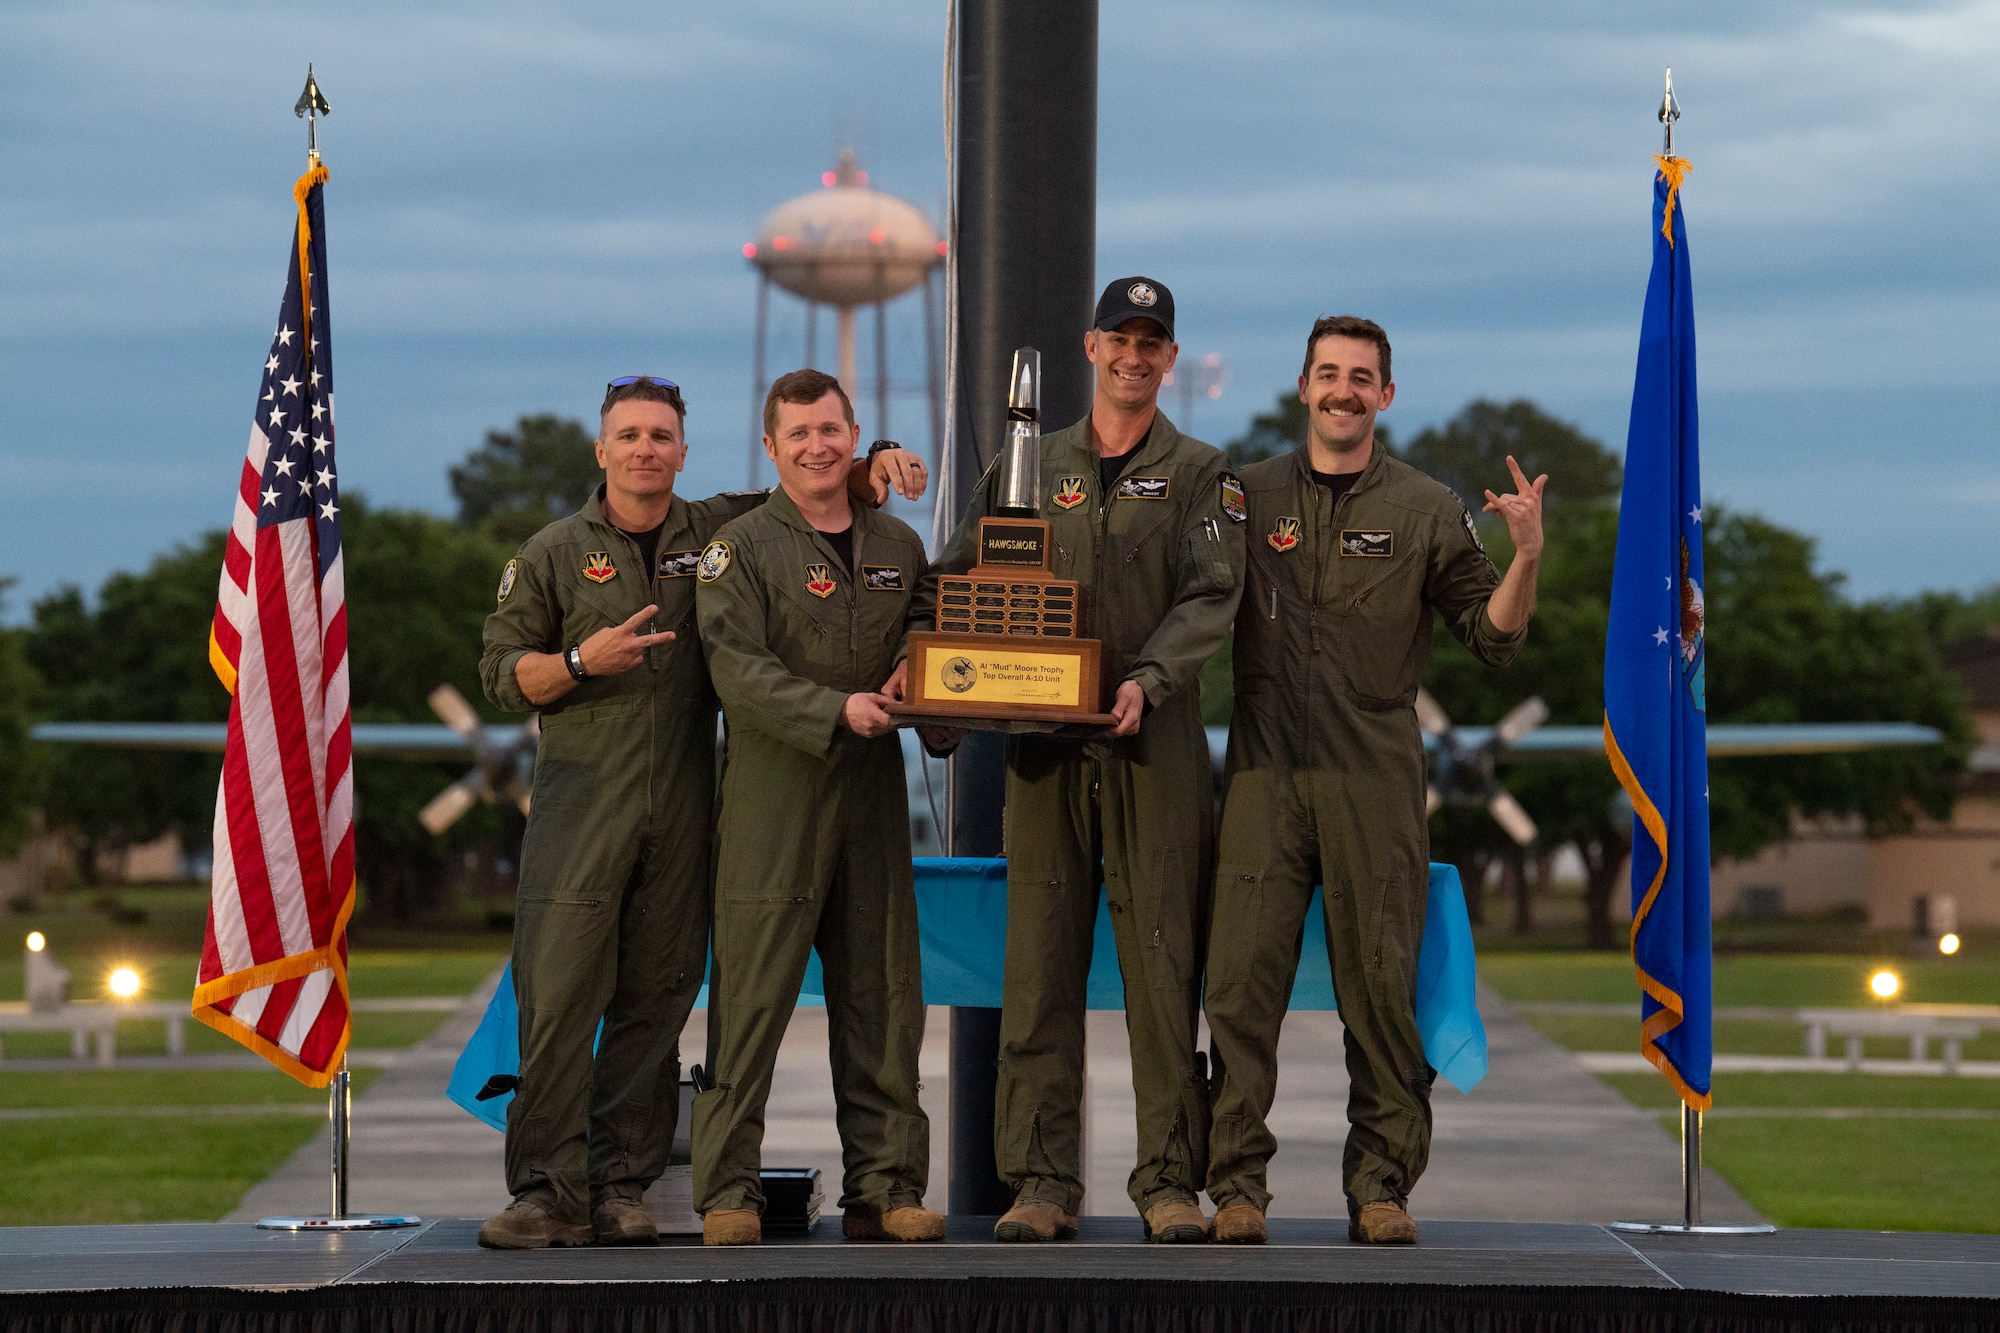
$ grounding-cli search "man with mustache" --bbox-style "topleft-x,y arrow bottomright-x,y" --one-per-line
1202,316 -> 1544,1246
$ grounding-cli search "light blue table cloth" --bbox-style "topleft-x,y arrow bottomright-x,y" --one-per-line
448,860 -> 1486,1130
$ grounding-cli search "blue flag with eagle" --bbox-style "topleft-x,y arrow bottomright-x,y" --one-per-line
1603,155 -> 1711,1111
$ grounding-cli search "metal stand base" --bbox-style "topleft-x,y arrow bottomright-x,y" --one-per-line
1608,1220 -> 1776,1235
256,1213 -> 421,1231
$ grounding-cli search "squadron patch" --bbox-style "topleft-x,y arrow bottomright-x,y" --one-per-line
657,549 -> 702,579
582,551 -> 617,583
1127,281 -> 1158,308
805,563 -> 838,598
496,558 -> 519,603
1268,516 -> 1301,553
1219,473 -> 1246,524
1341,530 -> 1394,558
1053,476 -> 1088,510
695,540 -> 732,583
1116,475 -> 1170,501
861,564 -> 905,591
1461,508 -> 1486,554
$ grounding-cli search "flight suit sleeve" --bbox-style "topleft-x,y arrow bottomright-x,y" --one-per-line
696,535 -> 851,759
691,490 -> 772,527
934,458 -> 998,577
1124,459 -> 1245,708
901,545 -> 937,659
1427,501 -> 1527,667
480,546 -> 557,714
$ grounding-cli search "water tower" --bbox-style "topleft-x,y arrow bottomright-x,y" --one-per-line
744,149 -> 945,486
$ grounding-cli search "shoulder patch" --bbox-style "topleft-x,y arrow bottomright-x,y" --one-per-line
582,551 -> 616,583
696,539 -> 732,583
658,548 -> 702,579
496,558 -> 519,603
1116,475 -> 1170,501
861,564 -> 905,591
1461,508 -> 1486,554
1219,472 -> 1246,523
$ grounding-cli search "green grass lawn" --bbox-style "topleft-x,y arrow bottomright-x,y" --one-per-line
0,1117 -> 330,1226
1516,1012 -> 2000,1062
1480,949 -> 2000,1008
0,1067 -> 380,1111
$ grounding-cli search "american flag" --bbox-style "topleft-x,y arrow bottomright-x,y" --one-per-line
191,159 -> 354,1086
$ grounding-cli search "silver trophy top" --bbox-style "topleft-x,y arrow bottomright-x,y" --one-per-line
996,347 -> 1042,515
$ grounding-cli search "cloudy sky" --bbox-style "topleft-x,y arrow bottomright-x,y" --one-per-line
3,0 -> 1995,619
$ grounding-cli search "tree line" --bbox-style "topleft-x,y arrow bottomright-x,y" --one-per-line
0,404 -> 1991,939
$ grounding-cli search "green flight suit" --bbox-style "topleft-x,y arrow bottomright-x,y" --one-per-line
480,484 -> 762,1225
937,411 -> 1244,1216
1203,446 -> 1525,1217
691,488 -> 936,1219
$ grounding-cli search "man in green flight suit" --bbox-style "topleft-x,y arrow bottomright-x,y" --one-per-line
477,375 -> 926,1249
1203,316 -> 1545,1247
936,278 -> 1244,1244
692,368 -> 944,1247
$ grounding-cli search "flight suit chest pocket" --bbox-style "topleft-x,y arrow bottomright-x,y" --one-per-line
855,564 -> 911,643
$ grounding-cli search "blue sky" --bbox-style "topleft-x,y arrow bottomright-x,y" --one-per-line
3,0 -> 1996,619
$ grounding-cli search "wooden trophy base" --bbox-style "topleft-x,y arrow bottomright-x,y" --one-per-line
892,630 -> 1115,732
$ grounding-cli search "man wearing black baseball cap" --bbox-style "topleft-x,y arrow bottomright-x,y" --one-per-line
936,276 -> 1245,1244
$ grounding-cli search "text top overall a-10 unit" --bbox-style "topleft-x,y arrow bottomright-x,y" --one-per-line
897,348 -> 1114,729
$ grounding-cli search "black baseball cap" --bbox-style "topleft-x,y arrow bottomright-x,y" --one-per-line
1094,276 -> 1175,341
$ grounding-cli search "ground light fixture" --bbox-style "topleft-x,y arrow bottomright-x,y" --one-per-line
1938,933 -> 1962,956
1868,968 -> 1901,1000
107,966 -> 142,1000
25,931 -> 45,952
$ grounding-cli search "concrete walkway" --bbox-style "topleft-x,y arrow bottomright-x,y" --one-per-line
223,978 -> 1761,1227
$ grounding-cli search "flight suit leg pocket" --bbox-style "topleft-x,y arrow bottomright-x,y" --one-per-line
1205,865 -> 1264,984
1145,848 -> 1194,991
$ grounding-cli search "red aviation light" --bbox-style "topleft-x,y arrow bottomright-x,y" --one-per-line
869,228 -> 886,245
822,171 -> 838,187
742,242 -> 758,259
772,236 -> 790,251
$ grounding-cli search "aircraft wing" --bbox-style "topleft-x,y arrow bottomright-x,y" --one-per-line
1430,721 -> 1943,759
29,721 -> 529,757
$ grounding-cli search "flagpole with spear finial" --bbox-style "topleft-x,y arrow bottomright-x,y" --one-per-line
251,65 -> 416,1234
1606,69 -> 1773,1239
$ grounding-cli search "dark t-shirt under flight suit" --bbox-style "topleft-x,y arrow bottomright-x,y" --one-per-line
1203,446 -> 1524,1218
479,484 -> 762,1225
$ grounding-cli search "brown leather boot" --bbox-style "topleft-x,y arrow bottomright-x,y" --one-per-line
1142,1198 -> 1209,1243
702,1208 -> 762,1246
1211,1203 -> 1268,1244
993,1199 -> 1079,1242
477,1199 -> 591,1250
592,1196 -> 658,1246
1349,1200 -> 1418,1245
843,1205 -> 948,1242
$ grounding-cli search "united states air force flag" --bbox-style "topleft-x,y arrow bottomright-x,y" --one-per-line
1603,155 -> 1711,1111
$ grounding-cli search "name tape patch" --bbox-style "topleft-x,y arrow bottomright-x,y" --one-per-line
862,564 -> 905,591
1116,475 -> 1170,501
1341,530 -> 1394,558
658,549 -> 702,579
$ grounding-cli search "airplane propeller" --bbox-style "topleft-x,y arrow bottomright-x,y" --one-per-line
1417,688 -> 1549,847
417,685 -> 538,836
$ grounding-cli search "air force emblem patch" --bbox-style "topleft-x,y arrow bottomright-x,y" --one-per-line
582,552 -> 616,583
1341,530 -> 1394,558
1053,476 -> 1088,510
1268,516 -> 1301,552
496,558 -> 519,603
1219,473 -> 1246,523
805,563 -> 838,598
695,540 -> 731,583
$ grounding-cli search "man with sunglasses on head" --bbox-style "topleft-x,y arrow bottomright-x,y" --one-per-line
476,375 -> 927,1250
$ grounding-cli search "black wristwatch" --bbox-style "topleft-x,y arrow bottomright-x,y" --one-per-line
866,439 -> 901,462
564,643 -> 590,681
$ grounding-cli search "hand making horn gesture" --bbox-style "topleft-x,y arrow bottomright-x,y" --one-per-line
1482,455 -> 1548,558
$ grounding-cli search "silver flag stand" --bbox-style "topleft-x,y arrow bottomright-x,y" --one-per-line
1610,1103 -> 1775,1236
256,1061 -> 421,1231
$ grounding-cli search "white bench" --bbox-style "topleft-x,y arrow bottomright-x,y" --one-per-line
0,997 -> 462,1066
1798,1005 -> 2000,1073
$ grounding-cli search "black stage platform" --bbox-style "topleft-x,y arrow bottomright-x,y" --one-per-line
3,1218 -> 1997,1331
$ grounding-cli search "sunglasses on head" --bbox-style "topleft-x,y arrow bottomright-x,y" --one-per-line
606,375 -> 680,392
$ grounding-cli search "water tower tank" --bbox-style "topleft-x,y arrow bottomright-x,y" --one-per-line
747,150 -> 941,309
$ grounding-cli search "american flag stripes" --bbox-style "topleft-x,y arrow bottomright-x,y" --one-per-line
192,159 -> 354,1087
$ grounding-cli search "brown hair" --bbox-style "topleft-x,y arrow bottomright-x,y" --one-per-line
762,368 -> 855,440
1301,315 -> 1391,383
600,378 -> 687,425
